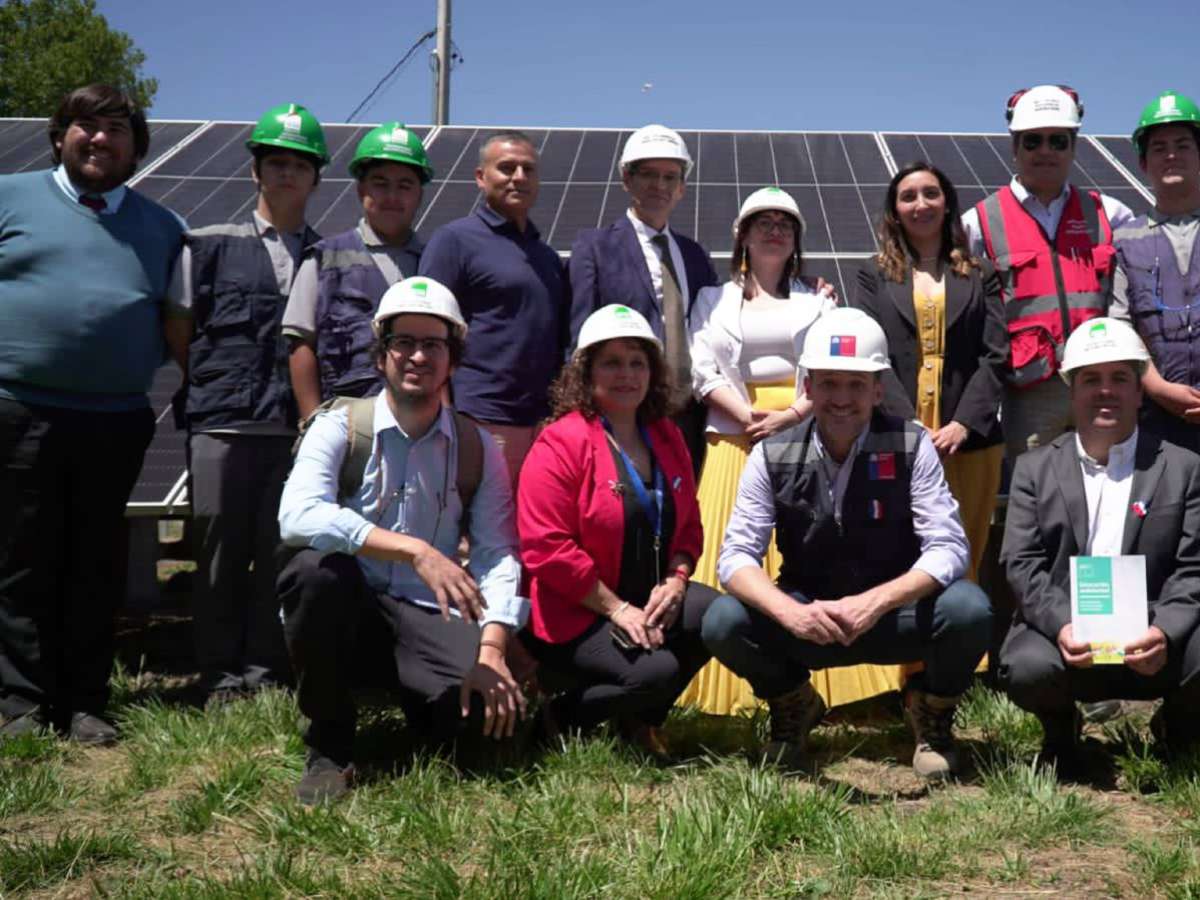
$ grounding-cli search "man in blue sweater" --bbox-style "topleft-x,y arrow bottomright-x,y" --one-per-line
0,85 -> 185,744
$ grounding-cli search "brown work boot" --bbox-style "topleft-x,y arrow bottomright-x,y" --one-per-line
904,688 -> 960,781
764,682 -> 827,769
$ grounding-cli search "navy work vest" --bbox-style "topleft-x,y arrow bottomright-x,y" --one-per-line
312,228 -> 395,400
764,412 -> 923,599
185,221 -> 319,430
1116,217 -> 1200,389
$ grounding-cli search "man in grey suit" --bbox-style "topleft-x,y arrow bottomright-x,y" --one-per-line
1000,317 -> 1200,771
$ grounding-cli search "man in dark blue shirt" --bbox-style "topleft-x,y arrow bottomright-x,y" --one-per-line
418,131 -> 568,489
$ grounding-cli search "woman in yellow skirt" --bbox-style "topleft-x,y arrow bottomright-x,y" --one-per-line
679,187 -> 905,714
853,161 -> 1007,584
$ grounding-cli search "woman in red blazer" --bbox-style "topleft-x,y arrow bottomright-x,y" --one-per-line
518,305 -> 716,755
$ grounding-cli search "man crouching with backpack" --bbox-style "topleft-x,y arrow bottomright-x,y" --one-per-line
278,276 -> 527,805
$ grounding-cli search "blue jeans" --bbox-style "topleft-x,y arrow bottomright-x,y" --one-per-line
701,580 -> 992,700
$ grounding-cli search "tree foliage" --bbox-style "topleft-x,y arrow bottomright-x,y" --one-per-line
0,0 -> 157,117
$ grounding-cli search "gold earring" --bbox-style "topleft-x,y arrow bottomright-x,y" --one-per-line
740,252 -> 749,275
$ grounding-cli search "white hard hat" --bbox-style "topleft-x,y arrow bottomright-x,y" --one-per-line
575,304 -> 663,358
619,124 -> 693,177
733,186 -> 807,238
1059,317 -> 1149,383
1007,84 -> 1084,132
372,276 -> 467,339
798,308 -> 891,373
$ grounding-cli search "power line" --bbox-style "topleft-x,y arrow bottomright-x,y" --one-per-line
346,29 -> 436,123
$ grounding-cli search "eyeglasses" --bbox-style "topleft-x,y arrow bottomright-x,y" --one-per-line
385,334 -> 450,356
1020,132 -> 1072,152
751,216 -> 797,235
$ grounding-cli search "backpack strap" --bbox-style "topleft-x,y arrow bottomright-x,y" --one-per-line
339,396 -> 378,500
294,395 -> 378,501
452,411 -> 484,538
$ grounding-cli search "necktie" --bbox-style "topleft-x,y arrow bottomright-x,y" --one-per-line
79,194 -> 107,213
651,233 -> 691,413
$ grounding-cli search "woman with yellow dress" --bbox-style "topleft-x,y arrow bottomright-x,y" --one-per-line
853,161 -> 1007,583
679,187 -> 842,713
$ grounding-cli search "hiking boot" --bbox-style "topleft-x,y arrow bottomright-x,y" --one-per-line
1037,708 -> 1084,780
764,682 -> 826,768
0,708 -> 48,741
296,751 -> 355,806
68,712 -> 118,746
904,688 -> 961,781
1080,699 -> 1122,724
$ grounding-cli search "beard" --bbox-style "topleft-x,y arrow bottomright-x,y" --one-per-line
61,147 -> 137,193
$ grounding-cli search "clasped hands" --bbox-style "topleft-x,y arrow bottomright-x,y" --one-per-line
609,578 -> 686,650
778,588 -> 891,646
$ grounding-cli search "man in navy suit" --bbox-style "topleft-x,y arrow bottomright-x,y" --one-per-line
568,125 -> 718,473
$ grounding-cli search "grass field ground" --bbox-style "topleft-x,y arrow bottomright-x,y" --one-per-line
4,598 -> 1200,898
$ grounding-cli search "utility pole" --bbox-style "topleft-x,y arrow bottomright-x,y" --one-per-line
432,0 -> 451,125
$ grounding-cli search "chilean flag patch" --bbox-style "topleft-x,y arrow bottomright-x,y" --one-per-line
870,499 -> 885,520
830,335 -> 857,357
1131,501 -> 1148,518
868,452 -> 896,480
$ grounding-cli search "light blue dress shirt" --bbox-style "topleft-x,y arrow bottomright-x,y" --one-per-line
279,393 -> 528,628
718,422 -> 969,590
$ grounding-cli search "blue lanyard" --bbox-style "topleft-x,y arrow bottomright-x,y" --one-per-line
602,417 -> 664,544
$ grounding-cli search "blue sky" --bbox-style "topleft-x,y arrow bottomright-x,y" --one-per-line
103,0 -> 1193,137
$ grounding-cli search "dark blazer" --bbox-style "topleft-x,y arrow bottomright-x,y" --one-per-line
568,215 -> 718,347
852,259 -> 1007,452
1001,430 -> 1200,651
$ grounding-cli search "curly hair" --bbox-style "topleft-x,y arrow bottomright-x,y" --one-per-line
875,161 -> 978,283
547,338 -> 673,424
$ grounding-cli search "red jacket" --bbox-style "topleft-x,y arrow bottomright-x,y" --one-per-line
976,185 -> 1115,388
517,410 -> 703,644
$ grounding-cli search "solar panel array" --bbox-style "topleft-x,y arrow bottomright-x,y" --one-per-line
0,118 -> 1156,515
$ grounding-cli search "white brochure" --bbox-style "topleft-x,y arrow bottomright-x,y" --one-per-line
1070,555 -> 1149,665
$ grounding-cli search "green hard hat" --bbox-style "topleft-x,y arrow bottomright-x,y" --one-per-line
1133,91 -> 1200,152
349,121 -> 434,183
246,103 -> 329,166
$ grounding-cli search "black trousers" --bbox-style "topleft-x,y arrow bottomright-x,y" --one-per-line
0,397 -> 153,722
277,549 -> 488,764
522,581 -> 716,732
1000,623 -> 1200,727
188,432 -> 293,690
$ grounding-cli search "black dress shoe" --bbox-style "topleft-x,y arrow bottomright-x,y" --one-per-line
295,752 -> 355,805
68,712 -> 118,746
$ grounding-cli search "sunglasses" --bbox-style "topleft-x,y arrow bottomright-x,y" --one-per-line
1020,132 -> 1072,152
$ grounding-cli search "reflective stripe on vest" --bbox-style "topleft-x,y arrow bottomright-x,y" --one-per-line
977,185 -> 1115,389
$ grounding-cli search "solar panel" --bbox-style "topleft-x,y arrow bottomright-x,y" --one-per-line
1096,135 -> 1148,187
1,119 -> 1160,519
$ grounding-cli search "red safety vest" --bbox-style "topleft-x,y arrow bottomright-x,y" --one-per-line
976,185 -> 1115,388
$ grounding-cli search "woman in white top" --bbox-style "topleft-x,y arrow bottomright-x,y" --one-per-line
678,187 -> 835,714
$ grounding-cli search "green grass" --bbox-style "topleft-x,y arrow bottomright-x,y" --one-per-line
5,682 -> 1200,897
